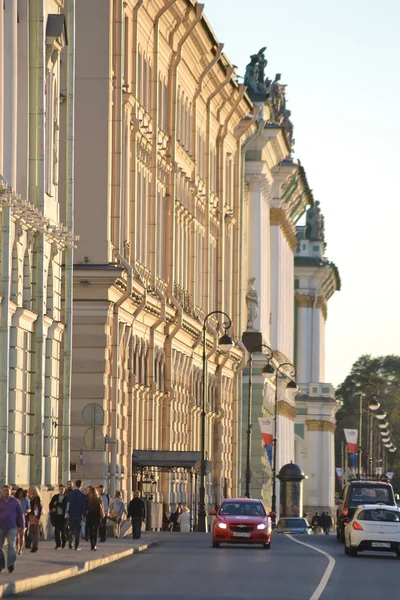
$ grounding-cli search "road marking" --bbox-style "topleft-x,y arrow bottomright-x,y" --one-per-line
287,535 -> 336,600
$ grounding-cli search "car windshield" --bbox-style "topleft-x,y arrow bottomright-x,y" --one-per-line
350,486 -> 390,504
278,518 -> 307,528
219,502 -> 266,516
358,509 -> 400,522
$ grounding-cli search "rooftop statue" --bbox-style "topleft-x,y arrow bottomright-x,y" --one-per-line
305,201 -> 325,241
244,47 -> 268,98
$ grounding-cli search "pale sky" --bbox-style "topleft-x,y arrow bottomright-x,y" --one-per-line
204,0 -> 400,387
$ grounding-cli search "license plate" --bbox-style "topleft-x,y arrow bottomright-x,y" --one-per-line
233,532 -> 251,538
371,542 -> 390,548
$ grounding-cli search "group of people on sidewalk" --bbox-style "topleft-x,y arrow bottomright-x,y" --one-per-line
0,483 -> 45,574
49,480 -> 126,552
0,480 -> 145,574
162,503 -> 191,532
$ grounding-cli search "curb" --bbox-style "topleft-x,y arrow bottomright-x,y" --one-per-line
0,541 -> 158,598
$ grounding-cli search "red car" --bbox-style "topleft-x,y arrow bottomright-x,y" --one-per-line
210,498 -> 273,549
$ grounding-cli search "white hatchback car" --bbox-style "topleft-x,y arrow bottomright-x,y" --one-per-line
345,504 -> 400,557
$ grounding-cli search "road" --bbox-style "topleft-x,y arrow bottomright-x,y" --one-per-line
17,532 -> 400,600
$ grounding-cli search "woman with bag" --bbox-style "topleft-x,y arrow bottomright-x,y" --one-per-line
86,487 -> 104,551
15,489 -> 29,554
109,491 -> 127,538
27,486 -> 42,553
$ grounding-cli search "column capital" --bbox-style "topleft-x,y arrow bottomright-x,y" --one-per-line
270,207 -> 297,251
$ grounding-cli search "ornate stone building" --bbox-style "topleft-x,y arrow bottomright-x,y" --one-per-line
294,215 -> 341,516
69,0 -> 257,524
0,1 -> 75,492
239,49 -> 340,516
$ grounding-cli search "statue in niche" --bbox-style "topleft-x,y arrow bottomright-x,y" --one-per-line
305,201 -> 325,241
246,277 -> 259,330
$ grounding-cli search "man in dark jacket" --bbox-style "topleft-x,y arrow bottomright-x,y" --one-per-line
66,480 -> 87,550
49,484 -> 68,549
311,512 -> 321,535
321,511 -> 332,535
127,492 -> 145,540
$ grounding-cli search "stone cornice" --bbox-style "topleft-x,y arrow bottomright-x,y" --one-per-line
11,306 -> 37,332
306,420 -> 336,433
270,207 -> 297,251
295,293 -> 327,320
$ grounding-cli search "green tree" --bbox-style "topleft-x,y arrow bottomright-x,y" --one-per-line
335,355 -> 400,492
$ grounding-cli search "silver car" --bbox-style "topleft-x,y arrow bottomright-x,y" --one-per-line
275,517 -> 311,535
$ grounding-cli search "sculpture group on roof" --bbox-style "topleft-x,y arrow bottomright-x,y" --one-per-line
244,48 -> 294,149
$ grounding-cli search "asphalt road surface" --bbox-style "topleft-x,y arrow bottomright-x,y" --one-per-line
18,532 -> 400,600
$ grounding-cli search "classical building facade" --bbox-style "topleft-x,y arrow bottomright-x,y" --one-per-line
238,51 -> 341,517
69,0 -> 259,525
294,219 -> 341,516
0,1 -> 75,492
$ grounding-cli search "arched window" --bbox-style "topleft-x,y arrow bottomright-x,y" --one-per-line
10,243 -> 19,304
148,60 -> 152,110
137,48 -> 143,103
187,102 -> 192,154
23,250 -> 31,310
46,260 -> 54,318
143,55 -> 148,107
176,86 -> 182,141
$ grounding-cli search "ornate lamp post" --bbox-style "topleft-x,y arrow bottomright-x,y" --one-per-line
245,343 -> 274,498
271,362 -> 297,520
198,311 -> 233,533
358,383 -> 378,477
367,394 -> 381,478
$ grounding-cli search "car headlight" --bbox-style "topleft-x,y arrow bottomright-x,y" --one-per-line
217,522 -> 227,529
257,523 -> 267,530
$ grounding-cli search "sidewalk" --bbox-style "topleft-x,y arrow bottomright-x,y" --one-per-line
0,533 -> 159,598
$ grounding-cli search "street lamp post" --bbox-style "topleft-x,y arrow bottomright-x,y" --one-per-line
358,383 -> 378,477
198,310 -> 233,533
245,343 -> 274,498
271,362 -> 297,520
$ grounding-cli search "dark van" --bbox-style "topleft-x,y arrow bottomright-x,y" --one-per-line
336,479 -> 396,541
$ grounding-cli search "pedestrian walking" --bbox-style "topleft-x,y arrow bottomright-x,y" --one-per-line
97,485 -> 110,542
127,491 -> 145,540
162,504 -> 173,531
14,489 -> 29,555
311,512 -> 321,535
49,484 -> 68,549
171,503 -> 183,532
86,487 -> 104,551
66,481 -> 73,495
0,485 -> 24,572
321,511 -> 332,535
27,486 -> 42,553
109,491 -> 127,538
65,479 -> 87,551
177,506 -> 191,532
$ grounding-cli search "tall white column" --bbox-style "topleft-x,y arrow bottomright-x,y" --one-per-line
0,2 -> 4,175
4,0 -> 17,187
247,174 -> 270,335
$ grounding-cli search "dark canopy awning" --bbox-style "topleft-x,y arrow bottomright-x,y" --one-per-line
132,450 -> 203,473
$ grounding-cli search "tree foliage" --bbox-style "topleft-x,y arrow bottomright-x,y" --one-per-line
335,355 -> 400,491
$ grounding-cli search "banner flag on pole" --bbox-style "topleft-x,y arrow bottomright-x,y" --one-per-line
344,429 -> 358,455
258,417 -> 273,467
